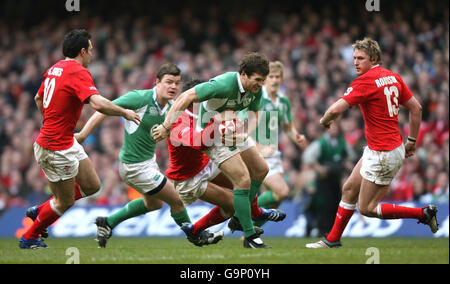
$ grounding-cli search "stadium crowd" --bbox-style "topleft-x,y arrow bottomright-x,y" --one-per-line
0,0 -> 448,213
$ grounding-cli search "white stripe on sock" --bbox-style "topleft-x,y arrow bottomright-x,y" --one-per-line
49,199 -> 64,216
339,201 -> 357,210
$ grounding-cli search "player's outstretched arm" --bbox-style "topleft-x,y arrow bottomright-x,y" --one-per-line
89,94 -> 141,125
284,122 -> 308,149
75,111 -> 107,144
320,98 -> 350,128
153,88 -> 199,142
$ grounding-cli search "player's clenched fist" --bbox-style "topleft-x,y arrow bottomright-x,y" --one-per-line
152,124 -> 170,142
122,109 -> 141,125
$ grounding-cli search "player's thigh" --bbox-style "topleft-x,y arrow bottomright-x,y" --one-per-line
341,157 -> 363,204
358,179 -> 390,216
200,182 -> 234,214
240,146 -> 269,180
76,157 -> 101,195
119,159 -> 166,196
264,173 -> 289,199
219,154 -> 251,189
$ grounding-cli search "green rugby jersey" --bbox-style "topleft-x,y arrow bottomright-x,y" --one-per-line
248,86 -> 294,146
195,72 -> 263,128
113,88 -> 172,164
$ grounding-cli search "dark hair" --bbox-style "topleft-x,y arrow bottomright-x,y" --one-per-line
239,52 -> 270,77
157,63 -> 181,81
63,29 -> 92,58
183,78 -> 205,92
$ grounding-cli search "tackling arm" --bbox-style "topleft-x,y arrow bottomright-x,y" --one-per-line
88,95 -> 141,125
153,88 -> 199,142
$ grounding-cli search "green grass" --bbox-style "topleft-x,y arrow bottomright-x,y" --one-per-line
0,237 -> 448,264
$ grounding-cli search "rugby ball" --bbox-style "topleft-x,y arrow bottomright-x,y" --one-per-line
219,120 -> 236,136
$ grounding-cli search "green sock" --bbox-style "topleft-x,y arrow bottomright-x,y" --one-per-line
171,208 -> 191,227
233,189 -> 256,238
106,198 -> 149,228
249,179 -> 263,202
257,191 -> 277,208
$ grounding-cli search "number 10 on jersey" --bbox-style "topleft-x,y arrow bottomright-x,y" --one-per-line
43,78 -> 56,109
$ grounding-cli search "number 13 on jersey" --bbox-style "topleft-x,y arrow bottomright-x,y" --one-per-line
384,86 -> 399,117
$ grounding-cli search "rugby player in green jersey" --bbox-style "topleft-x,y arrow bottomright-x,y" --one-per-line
75,63 -> 223,247
249,61 -> 308,227
153,53 -> 286,248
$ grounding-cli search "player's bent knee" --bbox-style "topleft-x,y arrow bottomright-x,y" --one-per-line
253,164 -> 269,181
278,188 -> 290,201
235,178 -> 251,190
80,180 -> 101,196
229,172 -> 251,189
358,204 -> 377,218
55,199 -> 75,214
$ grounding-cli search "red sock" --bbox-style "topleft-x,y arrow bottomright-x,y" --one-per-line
192,206 -> 228,235
379,204 -> 425,220
250,197 -> 262,219
23,199 -> 61,239
25,183 -> 85,240
37,183 -> 84,213
326,202 -> 356,243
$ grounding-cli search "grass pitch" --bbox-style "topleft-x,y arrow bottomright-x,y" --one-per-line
0,237 -> 448,264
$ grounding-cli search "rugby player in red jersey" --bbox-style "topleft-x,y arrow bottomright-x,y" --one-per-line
306,38 -> 439,248
20,30 -> 141,249
166,80 -> 268,243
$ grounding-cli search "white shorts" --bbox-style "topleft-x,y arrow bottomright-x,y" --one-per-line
174,160 -> 221,205
119,157 -> 167,195
360,144 -> 405,186
265,152 -> 283,178
33,139 -> 88,183
203,137 -> 256,165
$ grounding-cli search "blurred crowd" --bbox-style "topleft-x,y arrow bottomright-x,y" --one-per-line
0,0 -> 448,212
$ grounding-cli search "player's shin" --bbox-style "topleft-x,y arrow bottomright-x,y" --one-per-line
23,199 -> 62,240
377,203 -> 425,220
326,201 -> 356,243
171,207 -> 191,226
193,206 -> 228,235
233,189 -> 256,238
106,198 -> 150,228
249,179 -> 263,201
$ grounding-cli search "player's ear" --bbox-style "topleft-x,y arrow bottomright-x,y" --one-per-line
79,47 -> 86,57
371,56 -> 378,65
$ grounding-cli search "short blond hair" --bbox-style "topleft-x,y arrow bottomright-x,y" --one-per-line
269,61 -> 284,77
353,37 -> 382,65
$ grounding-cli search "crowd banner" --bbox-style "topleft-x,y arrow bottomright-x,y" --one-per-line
0,202 -> 448,238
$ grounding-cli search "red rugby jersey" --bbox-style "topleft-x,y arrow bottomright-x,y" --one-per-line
341,65 -> 413,151
165,108 -> 215,181
36,60 -> 99,151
